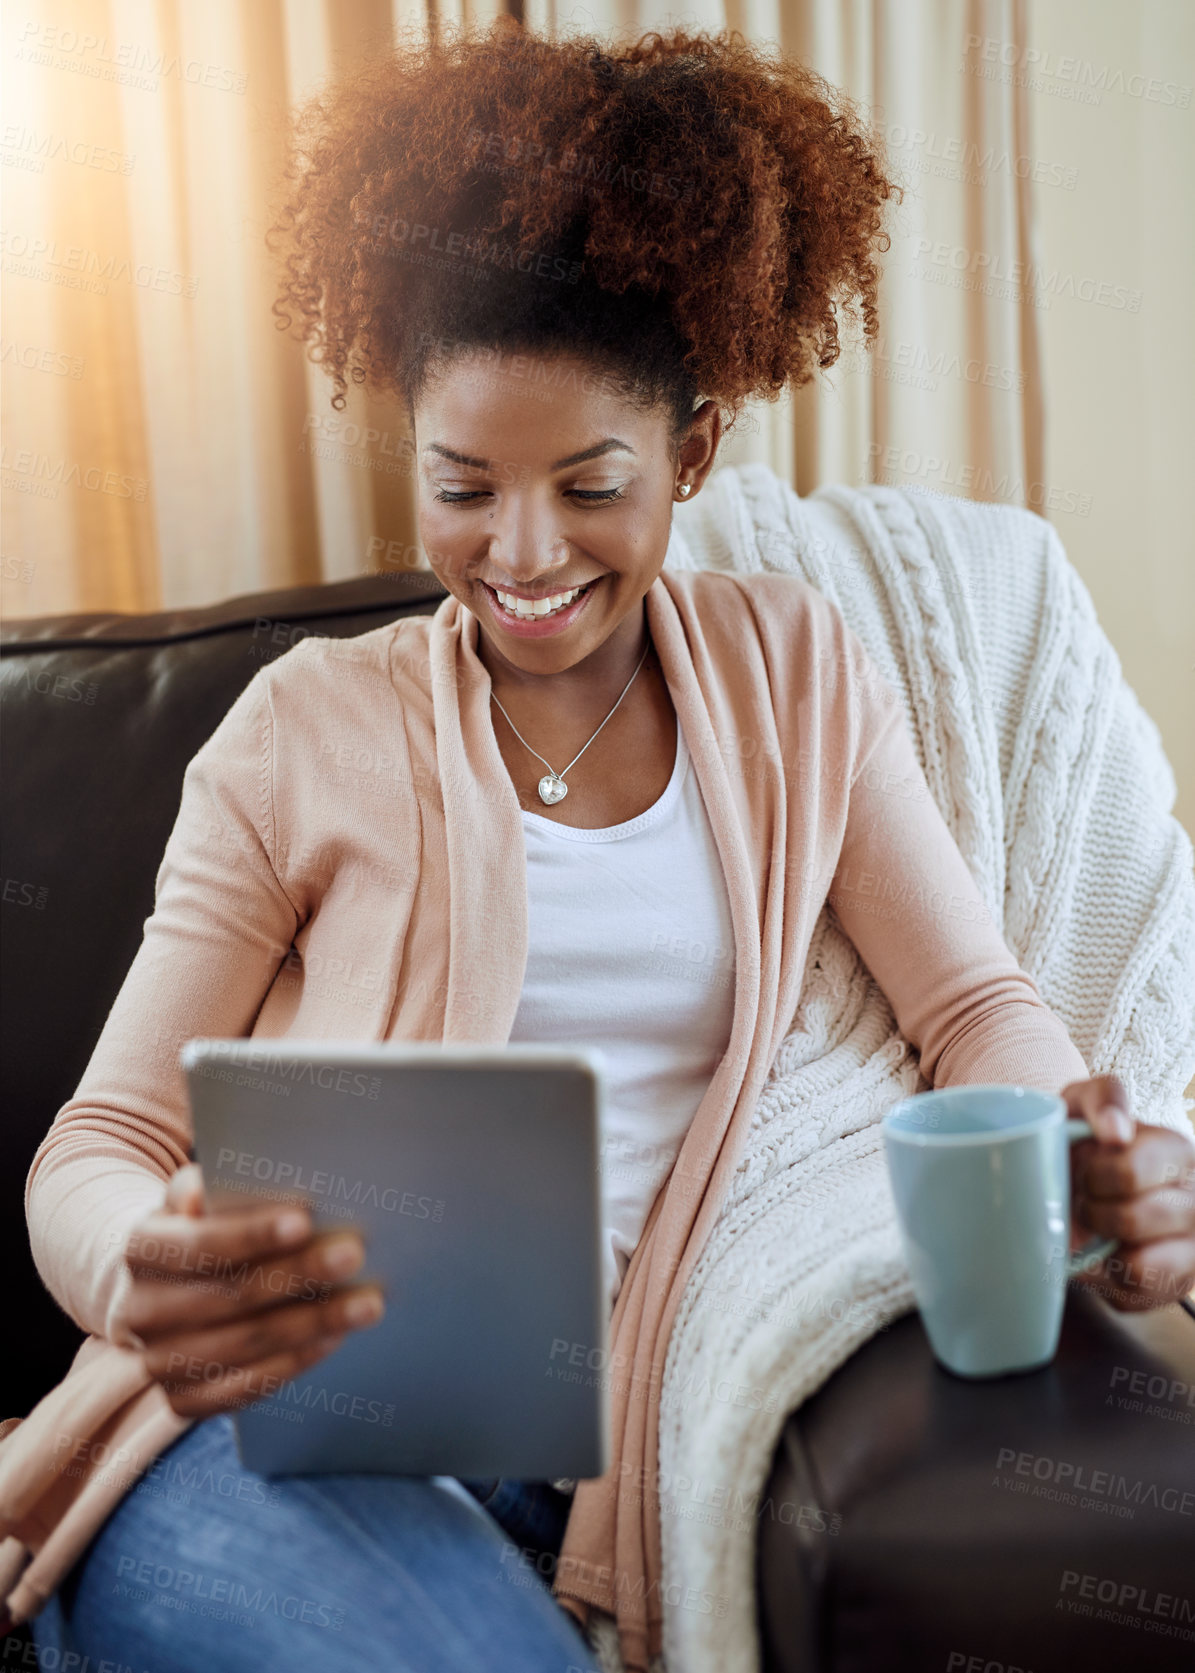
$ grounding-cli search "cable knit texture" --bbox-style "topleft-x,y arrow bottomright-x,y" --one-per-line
579,466 -> 1195,1673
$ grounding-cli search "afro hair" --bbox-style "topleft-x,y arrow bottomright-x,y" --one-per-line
267,18 -> 900,452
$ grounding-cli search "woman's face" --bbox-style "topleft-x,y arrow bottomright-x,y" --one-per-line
413,347 -> 720,679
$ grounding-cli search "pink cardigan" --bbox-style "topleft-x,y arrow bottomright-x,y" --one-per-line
2,569 -> 1087,1662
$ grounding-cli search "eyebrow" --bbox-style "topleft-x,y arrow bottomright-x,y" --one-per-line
424,438 -> 636,471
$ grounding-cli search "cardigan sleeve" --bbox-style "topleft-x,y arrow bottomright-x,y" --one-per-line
23,669 -> 300,1347
826,696 -> 1090,1096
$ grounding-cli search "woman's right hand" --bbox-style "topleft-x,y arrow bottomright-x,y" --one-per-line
118,1163 -> 386,1417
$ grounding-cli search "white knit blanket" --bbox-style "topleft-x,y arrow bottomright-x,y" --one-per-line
584,465 -> 1195,1673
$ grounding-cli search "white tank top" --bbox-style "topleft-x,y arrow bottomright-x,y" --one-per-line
508,720 -> 737,1314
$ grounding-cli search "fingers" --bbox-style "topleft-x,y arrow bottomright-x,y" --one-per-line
1060,1099 -> 1195,1312
1062,1073 -> 1135,1145
1071,1237 -> 1195,1312
125,1200 -> 314,1281
123,1184 -> 396,1417
156,1332 -> 351,1419
1074,1127 -> 1195,1202
1075,1181 -> 1195,1243
143,1283 -> 386,1411
123,1228 -> 371,1339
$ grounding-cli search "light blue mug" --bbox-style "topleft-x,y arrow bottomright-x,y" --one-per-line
882,1084 -> 1119,1378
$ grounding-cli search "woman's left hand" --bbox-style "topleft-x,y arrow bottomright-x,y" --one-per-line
1064,1073 -> 1195,1311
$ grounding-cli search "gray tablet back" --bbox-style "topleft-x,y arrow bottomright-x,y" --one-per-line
184,1040 -> 609,1480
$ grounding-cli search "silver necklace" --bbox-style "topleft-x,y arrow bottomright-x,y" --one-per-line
489,640 -> 651,805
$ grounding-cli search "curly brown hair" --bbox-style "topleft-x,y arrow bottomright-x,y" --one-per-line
267,18 -> 900,453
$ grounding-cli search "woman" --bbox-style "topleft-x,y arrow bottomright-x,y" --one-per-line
19,21 -> 1195,1673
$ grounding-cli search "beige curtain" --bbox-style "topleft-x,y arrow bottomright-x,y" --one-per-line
2,0 -> 1043,616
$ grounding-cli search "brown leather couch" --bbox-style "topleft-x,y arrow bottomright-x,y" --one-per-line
4,571 -> 1194,1672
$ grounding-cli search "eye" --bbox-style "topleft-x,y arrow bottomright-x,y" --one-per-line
432,486 -> 627,505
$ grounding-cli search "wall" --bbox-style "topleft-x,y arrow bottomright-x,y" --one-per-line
1024,0 -> 1194,842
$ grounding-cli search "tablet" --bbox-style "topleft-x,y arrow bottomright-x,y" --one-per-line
183,1038 -> 609,1481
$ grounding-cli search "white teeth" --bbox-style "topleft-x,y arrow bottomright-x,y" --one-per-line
493,584 -> 585,620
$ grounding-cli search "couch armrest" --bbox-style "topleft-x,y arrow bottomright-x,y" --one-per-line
758,1290 -> 1195,1673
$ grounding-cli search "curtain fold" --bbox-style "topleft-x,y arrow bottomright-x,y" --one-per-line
2,0 -> 1045,616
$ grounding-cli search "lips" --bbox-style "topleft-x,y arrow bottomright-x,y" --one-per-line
491,583 -> 587,619
478,577 -> 601,639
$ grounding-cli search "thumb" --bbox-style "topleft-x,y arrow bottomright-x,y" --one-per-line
165,1160 -> 206,1216
1066,1074 -> 1136,1147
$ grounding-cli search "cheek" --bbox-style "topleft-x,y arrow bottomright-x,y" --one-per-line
623,524 -> 669,586
419,512 -> 471,586
602,501 -> 661,559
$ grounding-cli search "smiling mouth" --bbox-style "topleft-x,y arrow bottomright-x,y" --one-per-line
482,579 -> 598,620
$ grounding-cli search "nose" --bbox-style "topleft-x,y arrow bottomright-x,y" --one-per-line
486,495 -> 573,585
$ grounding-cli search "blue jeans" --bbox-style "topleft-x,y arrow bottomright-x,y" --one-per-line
30,1414 -> 599,1672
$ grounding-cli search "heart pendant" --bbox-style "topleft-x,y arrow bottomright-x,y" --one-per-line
538,774 -> 568,805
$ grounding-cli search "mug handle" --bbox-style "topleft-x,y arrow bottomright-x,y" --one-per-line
1064,1118 -> 1120,1275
